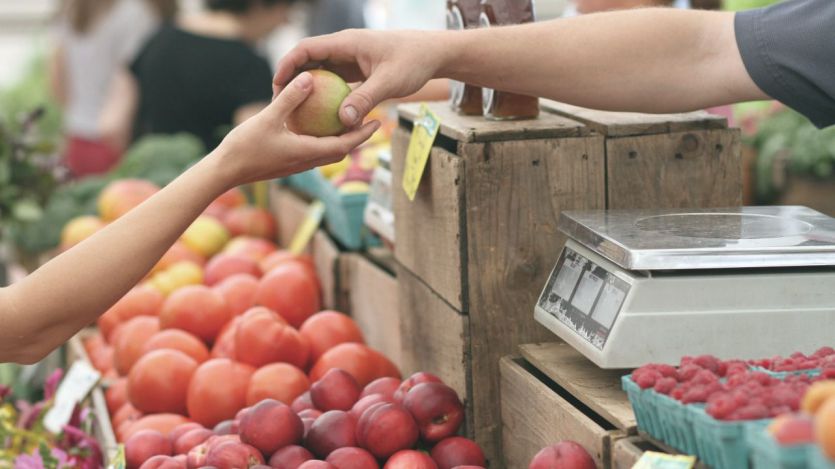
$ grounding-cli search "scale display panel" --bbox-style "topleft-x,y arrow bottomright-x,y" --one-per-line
538,246 -> 631,350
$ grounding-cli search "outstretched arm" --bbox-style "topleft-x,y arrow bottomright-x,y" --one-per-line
274,8 -> 766,127
0,72 -> 380,364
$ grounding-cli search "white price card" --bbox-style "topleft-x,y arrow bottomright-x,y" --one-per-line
591,282 -> 627,329
572,271 -> 604,315
43,361 -> 100,434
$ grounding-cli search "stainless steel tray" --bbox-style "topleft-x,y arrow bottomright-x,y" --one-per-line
559,206 -> 835,270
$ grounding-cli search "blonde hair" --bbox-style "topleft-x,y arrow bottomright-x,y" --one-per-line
59,0 -> 117,33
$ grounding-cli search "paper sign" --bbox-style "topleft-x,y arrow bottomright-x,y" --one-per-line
633,451 -> 696,469
289,200 -> 325,255
43,361 -> 100,434
108,444 -> 126,469
402,104 -> 440,201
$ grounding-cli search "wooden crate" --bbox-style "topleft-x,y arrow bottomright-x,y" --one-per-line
269,183 -> 313,251
391,101 -> 742,463
341,252 -> 402,368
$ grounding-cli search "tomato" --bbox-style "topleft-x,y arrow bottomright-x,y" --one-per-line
121,414 -> 192,441
152,241 -> 206,276
234,307 -> 308,369
186,359 -> 255,427
223,236 -> 277,262
299,311 -> 365,363
254,262 -> 320,328
159,285 -> 230,344
107,285 -> 165,322
310,343 -> 401,387
106,378 -> 129,415
98,306 -> 122,343
213,274 -> 259,317
128,350 -> 198,415
246,363 -> 310,406
210,317 -> 241,359
203,254 -> 261,286
143,329 -> 210,364
222,206 -> 277,240
112,403 -> 143,430
259,252 -> 316,281
113,316 -> 161,375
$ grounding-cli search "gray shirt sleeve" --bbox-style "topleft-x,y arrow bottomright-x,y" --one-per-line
735,0 -> 835,128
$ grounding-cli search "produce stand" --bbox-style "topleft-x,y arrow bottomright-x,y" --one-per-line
392,100 -> 742,464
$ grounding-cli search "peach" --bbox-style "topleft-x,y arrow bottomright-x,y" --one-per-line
113,316 -> 160,375
349,394 -> 392,421
767,414 -> 814,446
246,362 -> 310,406
168,423 -> 203,445
355,403 -> 418,459
298,462 -> 337,469
234,307 -> 309,369
259,251 -> 315,277
269,445 -> 314,469
213,274 -> 259,317
106,378 -> 129,415
205,441 -> 264,469
138,455 -> 185,469
152,241 -> 206,276
292,391 -> 316,413
801,381 -> 835,414
186,442 -> 209,468
300,312 -> 365,363
204,254 -> 261,286
125,430 -> 172,469
430,437 -> 485,469
205,187 -> 247,219
306,410 -> 357,458
529,442 -> 595,469
239,399 -> 304,455
181,216 -> 230,257
286,70 -> 351,137
402,383 -> 463,443
143,329 -> 210,364
361,377 -> 401,401
223,236 -> 278,262
173,428 -> 213,455
60,215 -> 105,250
254,262 -> 321,329
128,349 -> 197,414
310,369 -> 361,412
383,450 -> 438,469
160,285 -> 230,343
213,420 -> 238,436
815,396 -> 835,459
393,372 -> 442,404
223,206 -> 277,240
325,447 -> 379,469
98,179 -> 159,222
298,409 -> 323,420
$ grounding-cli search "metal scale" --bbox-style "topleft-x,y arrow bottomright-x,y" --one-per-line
534,206 -> 835,369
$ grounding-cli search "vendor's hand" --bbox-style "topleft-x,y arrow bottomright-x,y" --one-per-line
273,29 -> 446,128
214,71 -> 381,188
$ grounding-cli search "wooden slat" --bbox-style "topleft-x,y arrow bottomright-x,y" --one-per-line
311,230 -> 340,310
398,101 -> 588,143
611,436 -> 648,469
463,135 -> 607,460
520,342 -> 636,432
500,357 -> 609,469
541,100 -> 728,137
391,128 -> 467,311
606,129 -> 742,209
269,184 -> 312,251
346,254 -> 402,368
396,265 -> 472,435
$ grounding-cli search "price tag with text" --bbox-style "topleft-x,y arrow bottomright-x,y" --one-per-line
289,200 -> 325,255
402,104 -> 441,201
43,361 -> 100,434
633,451 -> 696,469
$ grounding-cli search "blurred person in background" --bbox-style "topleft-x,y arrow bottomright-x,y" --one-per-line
102,0 -> 297,152
49,0 -> 168,178
564,0 -> 720,16
306,0 -> 366,36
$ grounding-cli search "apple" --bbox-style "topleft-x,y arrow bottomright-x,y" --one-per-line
173,428 -> 213,455
269,445 -> 315,469
394,372 -> 442,403
292,391 -> 317,413
402,383 -> 464,443
361,378 -> 401,401
356,403 -> 418,459
529,441 -> 595,469
430,437 -> 485,469
350,394 -> 393,420
306,410 -> 357,458
138,455 -> 186,469
383,450 -> 438,469
205,441 -> 264,469
126,430 -> 173,469
311,369 -> 362,412
325,447 -> 379,469
286,70 -> 351,137
239,399 -> 304,455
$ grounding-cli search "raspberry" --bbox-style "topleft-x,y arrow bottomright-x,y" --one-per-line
706,394 -> 737,419
813,346 -> 835,358
653,377 -> 677,395
691,369 -> 720,386
727,372 -> 754,387
732,403 -> 770,421
680,356 -> 694,367
682,385 -> 712,403
750,372 -> 777,386
649,364 -> 679,379
671,386 -> 686,401
790,352 -> 807,360
633,369 -> 662,389
693,355 -> 722,374
819,368 -> 835,380
677,364 -> 704,382
769,406 -> 792,418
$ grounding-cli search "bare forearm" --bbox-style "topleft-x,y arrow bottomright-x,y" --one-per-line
0,151 -> 228,363
439,9 -> 766,113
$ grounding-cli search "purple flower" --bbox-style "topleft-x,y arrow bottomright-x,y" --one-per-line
44,369 -> 63,400
0,384 -> 10,401
12,453 -> 45,469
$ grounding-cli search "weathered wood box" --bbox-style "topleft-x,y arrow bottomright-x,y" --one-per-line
391,101 -> 741,464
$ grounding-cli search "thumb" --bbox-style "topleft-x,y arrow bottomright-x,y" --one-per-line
339,73 -> 394,127
268,72 -> 314,122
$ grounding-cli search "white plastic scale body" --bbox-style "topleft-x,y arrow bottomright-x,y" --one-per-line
534,206 -> 835,369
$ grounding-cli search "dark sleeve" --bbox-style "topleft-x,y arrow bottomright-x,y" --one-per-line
230,55 -> 274,109
735,0 -> 835,128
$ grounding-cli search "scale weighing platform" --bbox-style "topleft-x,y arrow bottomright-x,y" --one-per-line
535,206 -> 835,369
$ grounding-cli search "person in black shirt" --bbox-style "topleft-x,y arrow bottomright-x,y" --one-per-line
102,0 -> 296,150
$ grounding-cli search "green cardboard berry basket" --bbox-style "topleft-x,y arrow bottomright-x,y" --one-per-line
810,447 -> 835,469
747,421 -> 811,469
690,405 -> 770,469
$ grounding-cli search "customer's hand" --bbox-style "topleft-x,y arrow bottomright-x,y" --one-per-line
213,71 -> 381,188
273,29 -> 446,128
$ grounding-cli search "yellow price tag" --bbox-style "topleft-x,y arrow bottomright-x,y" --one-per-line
402,104 -> 441,201
633,451 -> 696,469
289,200 -> 325,255
108,444 -> 126,469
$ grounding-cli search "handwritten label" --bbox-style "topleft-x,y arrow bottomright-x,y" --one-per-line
289,200 -> 325,255
402,104 -> 441,201
633,451 -> 696,469
43,361 -> 100,434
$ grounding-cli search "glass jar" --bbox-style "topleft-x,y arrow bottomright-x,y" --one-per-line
447,0 -> 484,115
